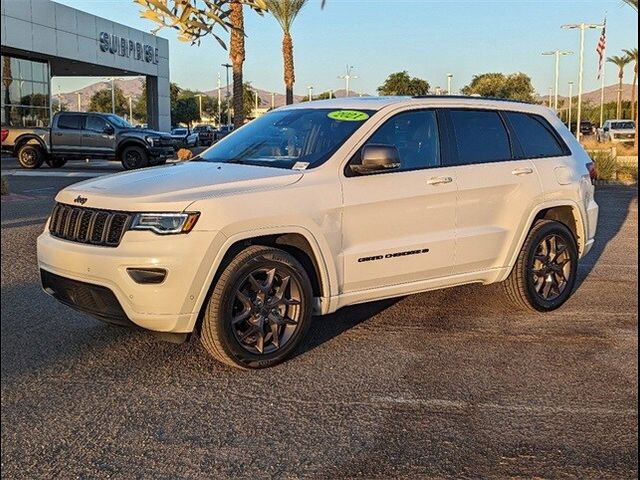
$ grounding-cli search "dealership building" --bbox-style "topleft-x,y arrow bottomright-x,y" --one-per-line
1,0 -> 171,130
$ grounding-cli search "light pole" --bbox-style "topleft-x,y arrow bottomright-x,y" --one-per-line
338,65 -> 357,97
542,50 -> 574,110
568,81 -> 574,130
271,91 -> 275,109
329,89 -> 333,99
221,63 -> 232,126
254,88 -> 259,115
110,77 -> 116,114
307,86 -> 314,101
195,94 -> 204,121
548,87 -> 554,108
562,22 -> 603,140
217,72 -> 222,126
447,73 -> 453,95
76,92 -> 81,111
127,95 -> 133,122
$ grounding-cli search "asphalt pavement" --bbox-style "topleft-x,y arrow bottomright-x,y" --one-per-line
1,166 -> 637,479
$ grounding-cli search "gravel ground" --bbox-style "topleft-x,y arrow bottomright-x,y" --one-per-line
1,178 -> 637,479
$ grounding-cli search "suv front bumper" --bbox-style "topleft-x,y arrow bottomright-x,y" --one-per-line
37,229 -> 226,333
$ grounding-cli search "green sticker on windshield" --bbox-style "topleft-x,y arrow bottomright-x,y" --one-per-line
328,110 -> 369,122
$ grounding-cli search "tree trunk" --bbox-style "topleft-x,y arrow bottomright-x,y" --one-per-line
282,32 -> 295,105
617,71 -> 624,119
229,0 -> 245,128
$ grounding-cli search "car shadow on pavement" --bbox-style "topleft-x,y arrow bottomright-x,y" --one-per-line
575,185 -> 638,289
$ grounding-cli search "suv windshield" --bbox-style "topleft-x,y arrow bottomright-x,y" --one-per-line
197,108 -> 373,169
106,115 -> 132,129
611,121 -> 635,129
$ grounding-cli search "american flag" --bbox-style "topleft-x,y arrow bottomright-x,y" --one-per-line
596,19 -> 607,79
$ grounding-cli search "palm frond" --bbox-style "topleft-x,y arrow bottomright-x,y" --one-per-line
264,0 -> 308,32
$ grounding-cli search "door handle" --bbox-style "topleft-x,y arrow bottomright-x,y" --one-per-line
512,167 -> 534,176
427,176 -> 453,186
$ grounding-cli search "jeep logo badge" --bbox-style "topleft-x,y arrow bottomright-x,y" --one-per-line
74,195 -> 88,205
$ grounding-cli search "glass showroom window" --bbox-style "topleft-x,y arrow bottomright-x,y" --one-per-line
1,55 -> 50,127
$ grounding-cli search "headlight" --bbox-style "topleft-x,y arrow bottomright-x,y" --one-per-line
130,212 -> 200,235
145,136 -> 158,146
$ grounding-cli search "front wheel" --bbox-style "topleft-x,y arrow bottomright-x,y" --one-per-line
503,219 -> 578,312
200,245 -> 313,369
16,144 -> 45,169
120,145 -> 149,170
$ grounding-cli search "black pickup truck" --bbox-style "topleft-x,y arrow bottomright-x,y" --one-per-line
1,112 -> 174,170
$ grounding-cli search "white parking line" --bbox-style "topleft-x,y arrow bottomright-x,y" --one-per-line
0,169 -> 112,178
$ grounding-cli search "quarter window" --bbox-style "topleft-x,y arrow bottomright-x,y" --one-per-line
361,110 -> 440,171
57,114 -> 84,130
505,112 -> 565,158
448,109 -> 512,165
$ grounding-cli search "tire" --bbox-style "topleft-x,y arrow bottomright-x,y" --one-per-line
16,144 -> 45,169
120,145 -> 149,170
201,245 -> 313,369
503,219 -> 578,312
45,157 -> 67,168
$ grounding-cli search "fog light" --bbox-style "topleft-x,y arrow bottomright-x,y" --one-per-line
127,268 -> 167,284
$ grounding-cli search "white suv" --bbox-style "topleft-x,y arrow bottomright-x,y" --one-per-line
37,97 -> 599,369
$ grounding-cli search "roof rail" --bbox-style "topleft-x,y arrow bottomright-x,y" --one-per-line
411,95 -> 536,105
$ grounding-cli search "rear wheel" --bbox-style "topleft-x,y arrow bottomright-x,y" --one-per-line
16,144 -> 45,169
45,157 -> 67,168
120,145 -> 149,170
503,220 -> 578,312
200,245 -> 313,369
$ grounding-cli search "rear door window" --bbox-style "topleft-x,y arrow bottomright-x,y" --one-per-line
448,109 -> 512,165
505,112 -> 566,158
57,114 -> 84,130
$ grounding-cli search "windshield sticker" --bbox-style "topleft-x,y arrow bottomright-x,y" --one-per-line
292,162 -> 310,171
327,110 -> 370,122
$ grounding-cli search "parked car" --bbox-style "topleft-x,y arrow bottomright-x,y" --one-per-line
193,124 -> 215,146
1,112 -> 174,170
38,97 -> 598,369
570,121 -> 595,136
214,124 -> 234,141
170,127 -> 198,149
597,120 -> 636,143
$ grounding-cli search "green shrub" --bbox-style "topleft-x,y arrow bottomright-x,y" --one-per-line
588,150 -> 617,181
1,176 -> 8,196
616,164 -> 638,182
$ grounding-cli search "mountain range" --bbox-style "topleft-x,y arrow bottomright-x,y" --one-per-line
57,77 -> 637,111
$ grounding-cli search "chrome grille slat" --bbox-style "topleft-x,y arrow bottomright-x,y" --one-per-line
48,203 -> 131,247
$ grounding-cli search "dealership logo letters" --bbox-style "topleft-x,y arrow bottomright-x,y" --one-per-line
99,32 -> 159,65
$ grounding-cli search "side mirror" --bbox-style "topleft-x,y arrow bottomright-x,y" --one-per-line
350,144 -> 401,175
103,124 -> 115,135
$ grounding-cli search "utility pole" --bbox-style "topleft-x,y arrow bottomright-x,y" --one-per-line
76,92 -> 81,111
447,73 -> 453,95
217,72 -> 222,127
195,94 -> 204,121
110,77 -> 116,114
562,22 -> 603,140
568,81 -> 574,131
221,63 -> 232,127
542,50 -> 574,110
338,65 -> 357,97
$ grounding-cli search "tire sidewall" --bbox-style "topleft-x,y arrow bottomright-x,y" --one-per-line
214,251 -> 313,369
17,144 -> 44,169
524,222 -> 578,311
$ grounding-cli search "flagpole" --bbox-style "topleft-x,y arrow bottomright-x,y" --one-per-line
599,16 -> 607,128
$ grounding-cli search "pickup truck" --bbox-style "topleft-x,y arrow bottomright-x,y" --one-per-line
1,112 -> 174,170
597,120 -> 636,144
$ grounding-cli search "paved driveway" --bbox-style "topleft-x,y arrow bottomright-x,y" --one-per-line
1,179 -> 637,479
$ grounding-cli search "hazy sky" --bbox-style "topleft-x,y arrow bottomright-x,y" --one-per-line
53,0 -> 638,97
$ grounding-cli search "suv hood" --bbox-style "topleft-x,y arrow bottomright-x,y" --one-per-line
56,162 -> 303,212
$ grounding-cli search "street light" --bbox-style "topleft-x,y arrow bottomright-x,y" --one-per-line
568,81 -> 574,130
217,72 -> 222,126
76,92 -> 81,111
447,73 -> 453,95
127,95 -> 133,122
110,77 -> 116,114
307,85 -> 314,101
562,22 -> 603,140
548,87 -> 554,108
542,50 -> 574,110
338,65 -> 357,97
221,63 -> 232,126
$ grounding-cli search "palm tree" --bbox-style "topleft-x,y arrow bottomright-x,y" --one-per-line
265,0 -> 308,105
623,48 -> 638,146
229,0 -> 246,127
607,55 -> 631,119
